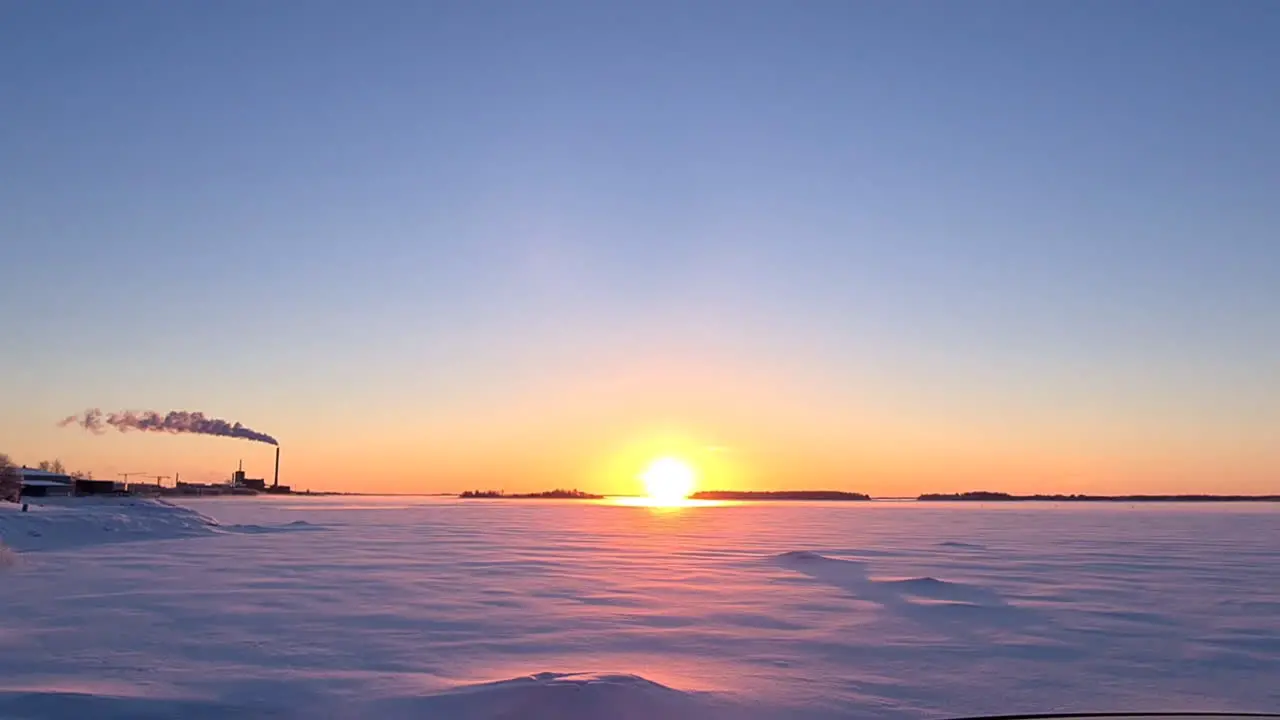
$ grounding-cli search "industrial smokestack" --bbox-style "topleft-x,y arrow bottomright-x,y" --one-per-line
274,446 -> 280,488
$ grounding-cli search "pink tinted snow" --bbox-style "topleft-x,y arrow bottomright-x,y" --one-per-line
1,497 -> 1278,719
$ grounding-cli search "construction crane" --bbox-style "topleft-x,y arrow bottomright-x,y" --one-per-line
146,475 -> 172,488
118,472 -> 146,483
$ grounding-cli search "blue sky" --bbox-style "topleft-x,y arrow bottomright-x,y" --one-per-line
2,1 -> 1277,493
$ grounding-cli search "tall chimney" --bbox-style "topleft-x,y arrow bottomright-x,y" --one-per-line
274,446 -> 280,488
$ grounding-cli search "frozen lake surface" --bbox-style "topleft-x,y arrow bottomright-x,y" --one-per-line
2,497 -> 1278,719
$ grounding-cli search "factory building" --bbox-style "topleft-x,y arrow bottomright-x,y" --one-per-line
232,467 -> 267,491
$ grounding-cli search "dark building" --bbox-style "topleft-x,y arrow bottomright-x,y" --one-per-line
75,478 -> 122,495
175,482 -> 226,496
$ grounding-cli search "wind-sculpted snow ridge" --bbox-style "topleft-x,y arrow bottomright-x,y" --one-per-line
772,549 -> 1043,634
0,684 -> 238,720
774,550 -> 1010,605
937,540 -> 987,549
371,672 -> 750,720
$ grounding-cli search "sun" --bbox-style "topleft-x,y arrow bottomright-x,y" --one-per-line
640,457 -> 697,503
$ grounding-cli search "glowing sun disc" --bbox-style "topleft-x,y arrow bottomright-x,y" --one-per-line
641,457 -> 696,503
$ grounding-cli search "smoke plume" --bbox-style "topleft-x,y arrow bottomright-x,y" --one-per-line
59,409 -> 278,446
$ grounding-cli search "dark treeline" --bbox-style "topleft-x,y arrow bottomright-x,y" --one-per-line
459,489 -> 603,499
691,490 -> 871,501
919,491 -> 1280,502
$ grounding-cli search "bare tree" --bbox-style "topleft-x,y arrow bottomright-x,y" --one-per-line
36,459 -> 66,474
0,453 -> 20,503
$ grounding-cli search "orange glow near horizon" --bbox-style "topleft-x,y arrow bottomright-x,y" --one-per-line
14,388 -> 1280,498
591,426 -> 749,498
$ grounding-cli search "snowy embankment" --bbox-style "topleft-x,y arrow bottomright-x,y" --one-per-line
0,497 -> 317,554
0,498 -> 220,553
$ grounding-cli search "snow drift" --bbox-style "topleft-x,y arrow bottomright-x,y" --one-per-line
0,498 -> 319,553
372,672 -> 741,720
0,498 -> 220,552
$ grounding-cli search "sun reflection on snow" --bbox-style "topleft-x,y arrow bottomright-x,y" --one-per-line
606,496 -> 730,509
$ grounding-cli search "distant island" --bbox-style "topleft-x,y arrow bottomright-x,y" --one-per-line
459,489 -> 603,500
918,491 -> 1280,502
690,490 -> 871,501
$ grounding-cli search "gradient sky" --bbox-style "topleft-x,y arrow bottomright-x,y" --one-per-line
3,1 -> 1277,495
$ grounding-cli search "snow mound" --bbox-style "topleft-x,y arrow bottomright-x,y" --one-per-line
0,498 -> 221,552
0,691 -> 232,720
881,576 -> 1005,605
0,499 -> 330,552
882,575 -> 950,590
374,672 -> 735,720
774,550 -> 829,562
221,522 -> 324,535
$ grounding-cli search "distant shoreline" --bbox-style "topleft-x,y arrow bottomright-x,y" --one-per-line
166,490 -> 1280,503
690,490 -> 871,501
917,492 -> 1280,502
458,489 -> 603,500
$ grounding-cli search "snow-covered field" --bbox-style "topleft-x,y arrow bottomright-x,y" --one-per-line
2,497 -> 1277,719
